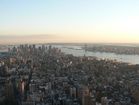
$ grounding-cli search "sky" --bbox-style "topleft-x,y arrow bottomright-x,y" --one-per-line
0,0 -> 139,44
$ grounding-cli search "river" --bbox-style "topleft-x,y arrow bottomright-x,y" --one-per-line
52,45 -> 139,64
1,44 -> 139,64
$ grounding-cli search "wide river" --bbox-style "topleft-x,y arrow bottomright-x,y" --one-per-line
0,45 -> 139,64
53,45 -> 139,65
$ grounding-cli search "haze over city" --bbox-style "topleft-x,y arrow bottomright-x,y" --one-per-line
2,1 -> 139,105
0,0 -> 139,44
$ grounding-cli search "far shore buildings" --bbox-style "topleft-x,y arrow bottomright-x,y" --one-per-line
0,44 -> 139,105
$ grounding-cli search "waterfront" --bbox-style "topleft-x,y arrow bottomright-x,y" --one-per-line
1,44 -> 139,64
52,45 -> 139,65
1,44 -> 139,105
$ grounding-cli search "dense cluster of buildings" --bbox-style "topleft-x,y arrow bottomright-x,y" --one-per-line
84,45 -> 139,55
0,44 -> 139,105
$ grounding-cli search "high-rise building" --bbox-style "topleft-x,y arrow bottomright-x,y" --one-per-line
70,87 -> 77,99
5,81 -> 17,105
81,86 -> 92,105
101,97 -> 108,105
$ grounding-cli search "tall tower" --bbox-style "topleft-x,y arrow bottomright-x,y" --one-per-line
84,44 -> 87,56
5,81 -> 17,105
82,86 -> 91,105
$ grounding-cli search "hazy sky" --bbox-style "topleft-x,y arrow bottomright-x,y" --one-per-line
0,0 -> 139,44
